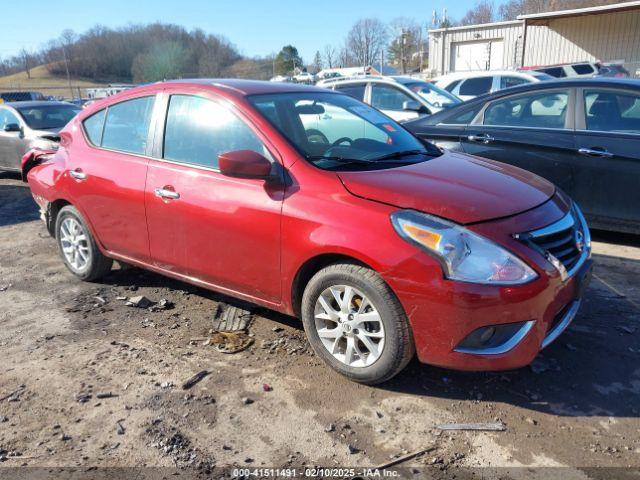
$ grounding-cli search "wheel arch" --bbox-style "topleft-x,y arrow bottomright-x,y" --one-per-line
290,252 -> 376,318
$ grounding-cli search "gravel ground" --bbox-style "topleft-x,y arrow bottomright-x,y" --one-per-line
0,174 -> 639,478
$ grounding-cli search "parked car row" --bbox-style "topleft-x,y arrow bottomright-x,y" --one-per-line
405,78 -> 640,235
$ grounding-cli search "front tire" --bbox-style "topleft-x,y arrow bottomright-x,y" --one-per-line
55,205 -> 113,281
301,263 -> 414,384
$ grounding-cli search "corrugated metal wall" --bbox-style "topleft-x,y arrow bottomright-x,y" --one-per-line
524,9 -> 640,73
428,22 -> 524,76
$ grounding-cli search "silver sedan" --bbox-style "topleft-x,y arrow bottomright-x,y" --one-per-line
0,101 -> 80,172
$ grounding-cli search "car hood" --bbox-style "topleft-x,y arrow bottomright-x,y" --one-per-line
338,151 -> 555,224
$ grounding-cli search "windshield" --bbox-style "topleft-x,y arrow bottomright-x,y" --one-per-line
248,92 -> 440,171
17,104 -> 81,130
404,81 -> 461,108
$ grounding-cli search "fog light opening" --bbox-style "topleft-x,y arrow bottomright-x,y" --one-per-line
454,321 -> 535,356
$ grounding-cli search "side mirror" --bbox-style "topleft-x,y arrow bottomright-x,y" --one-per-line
4,123 -> 21,133
218,150 -> 273,179
402,100 -> 428,113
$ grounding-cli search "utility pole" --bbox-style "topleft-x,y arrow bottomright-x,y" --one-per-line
399,29 -> 407,75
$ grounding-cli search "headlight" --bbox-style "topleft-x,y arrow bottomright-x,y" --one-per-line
391,210 -> 537,285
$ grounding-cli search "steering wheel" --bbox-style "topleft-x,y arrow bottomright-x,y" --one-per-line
332,137 -> 353,147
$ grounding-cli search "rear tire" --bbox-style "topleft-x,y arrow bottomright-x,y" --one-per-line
55,205 -> 112,281
301,263 -> 414,384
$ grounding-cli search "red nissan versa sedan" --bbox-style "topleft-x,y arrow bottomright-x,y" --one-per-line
22,79 -> 593,384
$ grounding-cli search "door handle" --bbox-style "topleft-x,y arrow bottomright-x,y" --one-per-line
578,147 -> 614,158
467,134 -> 494,144
69,169 -> 87,180
154,187 -> 180,200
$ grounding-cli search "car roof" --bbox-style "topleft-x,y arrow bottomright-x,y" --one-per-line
163,78 -> 327,96
434,70 -> 536,82
2,100 -> 77,109
411,77 -> 640,126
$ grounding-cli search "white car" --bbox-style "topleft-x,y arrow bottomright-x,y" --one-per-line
294,72 -> 316,84
521,62 -> 601,79
317,75 -> 462,123
269,75 -> 292,83
433,70 -> 554,101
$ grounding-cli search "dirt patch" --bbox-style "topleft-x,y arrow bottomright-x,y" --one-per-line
0,176 -> 639,474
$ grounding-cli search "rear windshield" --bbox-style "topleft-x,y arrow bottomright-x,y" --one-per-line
17,104 -> 81,130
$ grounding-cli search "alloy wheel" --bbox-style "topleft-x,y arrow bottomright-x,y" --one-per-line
59,217 -> 91,272
314,284 -> 385,368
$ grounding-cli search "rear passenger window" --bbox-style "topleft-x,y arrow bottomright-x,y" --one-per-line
538,67 -> 566,78
459,77 -> 493,96
584,89 -> 640,133
101,96 -> 155,154
572,64 -> 595,75
83,109 -> 106,146
500,76 -> 530,89
163,95 -> 271,169
483,90 -> 569,129
334,84 -> 365,101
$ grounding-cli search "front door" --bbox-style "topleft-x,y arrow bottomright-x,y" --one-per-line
0,108 -> 24,170
145,93 -> 283,303
573,87 -> 640,232
462,88 -> 576,193
369,83 -> 420,122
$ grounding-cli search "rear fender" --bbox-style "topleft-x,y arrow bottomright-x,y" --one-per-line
21,148 -> 57,182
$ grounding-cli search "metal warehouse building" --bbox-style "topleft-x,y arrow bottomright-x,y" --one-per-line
428,0 -> 640,76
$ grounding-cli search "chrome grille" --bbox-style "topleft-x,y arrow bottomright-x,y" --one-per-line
516,206 -> 590,278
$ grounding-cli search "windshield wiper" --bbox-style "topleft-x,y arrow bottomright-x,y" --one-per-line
306,155 -> 375,166
369,149 -> 429,162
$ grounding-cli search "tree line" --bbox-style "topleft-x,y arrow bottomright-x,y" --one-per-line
0,0 -> 621,82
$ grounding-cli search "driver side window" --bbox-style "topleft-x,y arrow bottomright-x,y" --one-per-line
370,84 -> 412,111
0,109 -> 20,129
483,90 -> 569,129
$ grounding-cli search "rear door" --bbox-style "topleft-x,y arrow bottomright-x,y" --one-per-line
573,87 -> 640,233
69,95 -> 156,262
144,91 -> 283,303
462,87 -> 577,192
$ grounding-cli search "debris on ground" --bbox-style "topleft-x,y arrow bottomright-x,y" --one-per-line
181,370 -> 210,390
125,296 -> 152,309
212,303 -> 254,331
262,383 -> 272,392
241,397 -> 254,405
149,298 -> 173,312
206,331 -> 253,354
96,392 -> 119,399
116,421 -> 126,435
376,447 -> 436,469
0,284 -> 11,292
436,422 -> 506,432
0,385 -> 26,403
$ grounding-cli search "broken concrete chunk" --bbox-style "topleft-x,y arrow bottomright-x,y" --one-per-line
125,296 -> 152,309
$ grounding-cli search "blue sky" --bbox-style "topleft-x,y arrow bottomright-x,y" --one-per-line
2,0 -> 502,63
